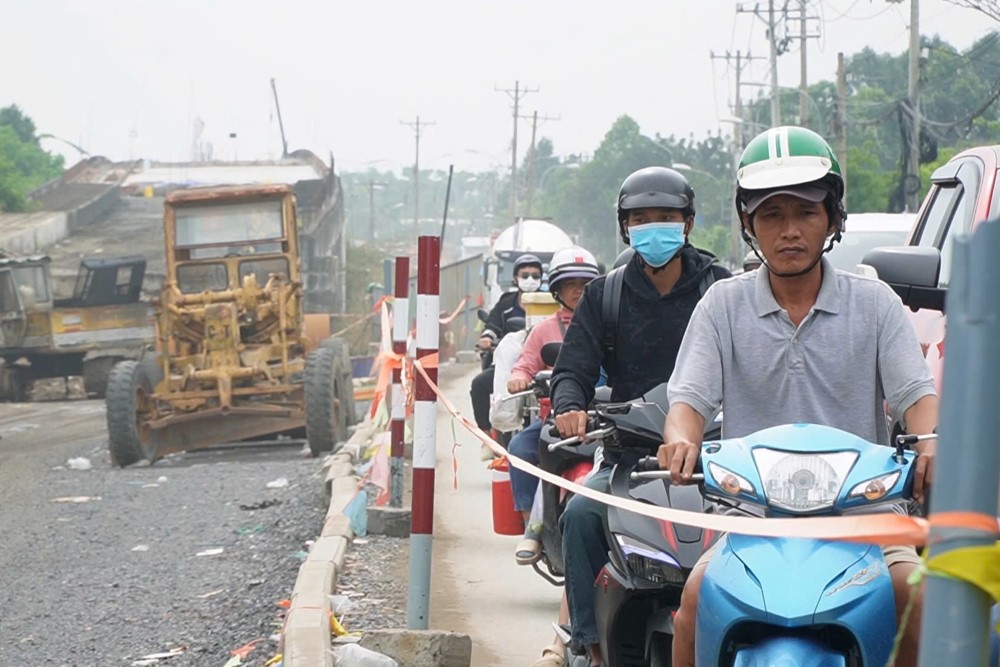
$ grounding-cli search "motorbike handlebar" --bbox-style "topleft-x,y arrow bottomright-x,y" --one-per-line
547,426 -> 615,452
630,470 -> 705,483
636,456 -> 660,472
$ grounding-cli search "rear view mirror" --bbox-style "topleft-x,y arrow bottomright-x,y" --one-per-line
540,342 -> 562,367
477,308 -> 489,324
861,246 -> 945,312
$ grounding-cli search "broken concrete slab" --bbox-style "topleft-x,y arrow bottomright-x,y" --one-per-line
358,629 -> 472,667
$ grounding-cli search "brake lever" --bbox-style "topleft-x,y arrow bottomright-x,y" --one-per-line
547,426 -> 615,452
630,470 -> 705,483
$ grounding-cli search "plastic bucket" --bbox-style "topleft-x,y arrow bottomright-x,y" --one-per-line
491,458 -> 525,536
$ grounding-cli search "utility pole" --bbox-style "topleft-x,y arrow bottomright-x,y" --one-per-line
496,81 -> 538,221
356,178 -> 387,242
270,78 -> 289,158
736,1 -> 790,127
906,0 -> 922,213
712,49 -> 766,264
788,1 -> 821,125
522,110 -> 560,217
836,52 -> 848,194
401,116 -> 435,227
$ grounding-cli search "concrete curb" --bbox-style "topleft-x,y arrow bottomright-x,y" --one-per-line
282,407 -> 473,667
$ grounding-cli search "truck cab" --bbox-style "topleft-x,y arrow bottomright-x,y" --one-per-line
862,145 -> 1000,396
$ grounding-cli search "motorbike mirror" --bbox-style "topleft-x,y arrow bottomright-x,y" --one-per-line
506,316 -> 526,332
477,308 -> 489,324
540,342 -> 562,367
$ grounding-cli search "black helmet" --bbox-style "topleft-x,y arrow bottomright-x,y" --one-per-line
616,167 -> 696,243
512,254 -> 542,275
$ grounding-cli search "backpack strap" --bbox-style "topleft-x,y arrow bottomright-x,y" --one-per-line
697,262 -> 719,298
601,266 -> 626,361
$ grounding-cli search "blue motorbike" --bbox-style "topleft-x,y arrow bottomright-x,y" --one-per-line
654,423 -> 920,666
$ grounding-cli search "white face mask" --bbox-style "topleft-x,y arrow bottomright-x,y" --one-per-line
517,276 -> 541,292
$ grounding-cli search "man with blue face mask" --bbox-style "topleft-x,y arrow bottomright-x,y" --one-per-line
548,166 -> 731,666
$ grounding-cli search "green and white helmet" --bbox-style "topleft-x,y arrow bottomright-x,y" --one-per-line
736,126 -> 846,232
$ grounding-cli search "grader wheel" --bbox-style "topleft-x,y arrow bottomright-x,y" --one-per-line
304,345 -> 350,456
106,359 -> 160,467
319,337 -> 357,426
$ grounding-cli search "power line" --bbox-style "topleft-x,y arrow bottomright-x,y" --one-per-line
495,81 -> 538,220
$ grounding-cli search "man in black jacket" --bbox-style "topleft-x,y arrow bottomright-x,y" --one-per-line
549,167 -> 731,666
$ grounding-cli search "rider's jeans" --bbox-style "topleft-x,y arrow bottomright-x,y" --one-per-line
559,466 -> 612,647
507,420 -> 543,512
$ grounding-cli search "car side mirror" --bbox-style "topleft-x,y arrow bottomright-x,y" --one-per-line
861,246 -> 946,312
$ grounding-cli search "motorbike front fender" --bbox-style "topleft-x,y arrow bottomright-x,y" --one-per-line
732,636 -> 846,667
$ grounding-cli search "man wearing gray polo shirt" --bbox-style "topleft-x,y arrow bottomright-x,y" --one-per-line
659,126 -> 938,667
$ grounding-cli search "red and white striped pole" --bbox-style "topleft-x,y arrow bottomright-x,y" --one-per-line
390,256 -> 409,509
407,235 -> 439,629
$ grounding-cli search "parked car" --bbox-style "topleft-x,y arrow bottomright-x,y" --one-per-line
862,145 -> 1000,412
827,212 -> 915,273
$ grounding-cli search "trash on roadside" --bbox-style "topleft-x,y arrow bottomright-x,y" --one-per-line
276,599 -> 291,609
329,594 -> 353,615
67,456 -> 92,470
51,496 -> 101,503
142,483 -> 160,488
229,639 -> 263,660
330,613 -> 349,636
222,656 -> 241,667
239,499 -> 282,511
196,589 -> 225,599
342,490 -> 368,537
156,476 -> 168,483
332,644 -> 397,667
247,579 -> 265,588
353,538 -> 369,546
131,544 -> 150,552
263,654 -> 283,667
293,549 -> 308,561
265,477 -> 289,489
131,646 -> 186,665
196,548 -> 224,557
235,524 -> 267,536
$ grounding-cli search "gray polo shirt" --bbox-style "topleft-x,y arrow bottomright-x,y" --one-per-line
667,257 -> 936,445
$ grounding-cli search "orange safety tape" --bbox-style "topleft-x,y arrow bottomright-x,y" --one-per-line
411,359 -> 996,547
439,297 -> 470,325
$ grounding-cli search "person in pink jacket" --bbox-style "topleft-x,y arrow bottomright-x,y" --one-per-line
507,246 -> 601,559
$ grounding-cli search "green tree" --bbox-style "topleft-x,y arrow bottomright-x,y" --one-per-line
0,105 -> 64,212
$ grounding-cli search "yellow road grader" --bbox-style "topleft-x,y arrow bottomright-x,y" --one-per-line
105,183 -> 355,466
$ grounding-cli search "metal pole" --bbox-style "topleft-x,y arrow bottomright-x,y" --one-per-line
510,82 -> 520,221
798,0 -> 808,125
919,218 -> 1000,664
767,0 -> 781,126
407,236 -> 440,629
906,0 -> 921,213
390,257 -> 409,510
836,52 -> 848,197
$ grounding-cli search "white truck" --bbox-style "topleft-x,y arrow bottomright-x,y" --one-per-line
482,218 -> 575,308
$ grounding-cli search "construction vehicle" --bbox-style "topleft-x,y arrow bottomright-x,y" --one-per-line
105,183 -> 355,466
0,254 -> 151,401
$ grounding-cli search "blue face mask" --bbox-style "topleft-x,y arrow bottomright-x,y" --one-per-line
628,222 -> 686,268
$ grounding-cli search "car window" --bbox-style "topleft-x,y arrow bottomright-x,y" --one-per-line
827,230 -> 911,272
915,183 -> 963,250
938,193 -> 968,288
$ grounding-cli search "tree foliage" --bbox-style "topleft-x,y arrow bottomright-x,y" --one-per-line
0,105 -> 64,212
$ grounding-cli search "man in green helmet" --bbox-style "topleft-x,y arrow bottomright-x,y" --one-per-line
659,126 -> 938,666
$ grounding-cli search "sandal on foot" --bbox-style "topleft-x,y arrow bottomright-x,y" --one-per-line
530,647 -> 566,667
515,537 -> 541,565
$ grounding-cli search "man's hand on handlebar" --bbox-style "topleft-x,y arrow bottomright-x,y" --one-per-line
554,410 -> 588,439
507,377 -> 531,394
477,336 -> 494,351
657,439 -> 701,485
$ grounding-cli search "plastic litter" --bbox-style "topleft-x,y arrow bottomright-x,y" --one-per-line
131,646 -> 186,665
67,457 -> 92,470
51,496 -> 101,503
131,544 -> 150,552
156,476 -> 168,483
342,490 -> 368,537
332,644 -> 398,667
196,548 -> 224,557
265,477 -> 289,489
329,594 -> 353,614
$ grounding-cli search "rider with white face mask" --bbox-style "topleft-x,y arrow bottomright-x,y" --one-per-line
470,254 -> 545,441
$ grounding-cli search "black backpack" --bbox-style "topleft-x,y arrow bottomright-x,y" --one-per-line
600,262 -> 719,362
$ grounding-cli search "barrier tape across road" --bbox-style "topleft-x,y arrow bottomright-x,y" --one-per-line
411,358 -> 998,548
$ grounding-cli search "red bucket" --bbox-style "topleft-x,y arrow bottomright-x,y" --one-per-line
490,457 -> 525,536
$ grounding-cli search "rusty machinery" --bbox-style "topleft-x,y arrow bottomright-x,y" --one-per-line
105,184 -> 355,466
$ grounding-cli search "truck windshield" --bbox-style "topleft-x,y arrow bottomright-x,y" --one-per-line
11,266 -> 50,305
239,258 -> 289,287
176,263 -> 229,294
174,200 -> 284,248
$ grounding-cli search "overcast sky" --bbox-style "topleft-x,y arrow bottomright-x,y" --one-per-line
0,0 -> 990,174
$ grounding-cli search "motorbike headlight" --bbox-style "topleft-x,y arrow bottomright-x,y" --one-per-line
707,461 -> 755,496
848,471 -> 901,501
752,449 -> 857,513
614,535 -> 685,585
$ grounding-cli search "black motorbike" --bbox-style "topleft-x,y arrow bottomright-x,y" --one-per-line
547,384 -> 720,667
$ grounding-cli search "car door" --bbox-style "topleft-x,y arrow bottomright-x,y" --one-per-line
907,157 -> 989,389
0,268 -> 27,350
